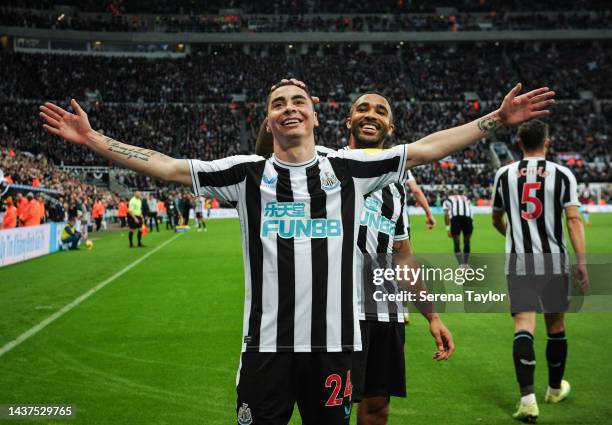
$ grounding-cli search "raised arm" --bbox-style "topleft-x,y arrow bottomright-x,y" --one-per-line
40,100 -> 191,185
405,84 -> 555,168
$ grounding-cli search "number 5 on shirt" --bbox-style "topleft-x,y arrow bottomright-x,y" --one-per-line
521,182 -> 543,220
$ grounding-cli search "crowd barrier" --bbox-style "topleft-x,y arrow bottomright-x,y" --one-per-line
0,222 -> 65,267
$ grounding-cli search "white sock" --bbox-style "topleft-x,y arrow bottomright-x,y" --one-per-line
521,393 -> 536,406
548,386 -> 561,396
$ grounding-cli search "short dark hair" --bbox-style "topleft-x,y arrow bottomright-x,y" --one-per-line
266,79 -> 315,113
517,119 -> 549,151
349,91 -> 394,125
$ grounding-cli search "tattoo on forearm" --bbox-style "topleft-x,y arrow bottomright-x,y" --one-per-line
477,116 -> 499,134
103,137 -> 161,162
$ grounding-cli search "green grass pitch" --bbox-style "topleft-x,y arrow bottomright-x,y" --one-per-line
1,214 -> 611,424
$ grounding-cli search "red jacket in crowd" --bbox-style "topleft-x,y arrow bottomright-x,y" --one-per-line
1,205 -> 17,229
21,199 -> 41,227
92,201 -> 105,219
117,201 -> 128,218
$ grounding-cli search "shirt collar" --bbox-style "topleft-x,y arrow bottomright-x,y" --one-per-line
271,153 -> 318,169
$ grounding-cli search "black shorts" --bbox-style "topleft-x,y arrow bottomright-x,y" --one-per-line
127,215 -> 142,230
507,274 -> 570,314
450,216 -> 473,236
352,321 -> 406,402
236,352 -> 352,425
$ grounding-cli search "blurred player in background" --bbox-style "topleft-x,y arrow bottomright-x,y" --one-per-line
579,183 -> 592,226
128,191 -> 144,248
179,192 -> 192,226
491,119 -> 589,422
146,193 -> 160,232
443,191 -> 473,267
194,196 -> 207,232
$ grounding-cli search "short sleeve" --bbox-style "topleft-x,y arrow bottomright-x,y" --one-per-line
442,199 -> 450,211
561,168 -> 580,208
189,155 -> 264,203
328,144 -> 408,194
492,168 -> 506,211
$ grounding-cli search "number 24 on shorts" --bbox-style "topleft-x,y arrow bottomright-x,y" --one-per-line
325,371 -> 353,406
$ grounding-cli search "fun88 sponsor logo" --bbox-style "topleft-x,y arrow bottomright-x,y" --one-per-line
261,202 -> 342,238
360,197 -> 396,236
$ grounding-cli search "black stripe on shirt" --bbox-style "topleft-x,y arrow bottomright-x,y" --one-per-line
274,164 -> 295,351
535,160 -> 552,272
517,160 -> 534,273
306,162 -> 328,349
332,161 -> 356,349
343,156 -> 401,179
499,169 -> 515,254
553,168 -> 565,254
198,163 -> 247,188
376,187 -> 394,253
245,161 -> 266,351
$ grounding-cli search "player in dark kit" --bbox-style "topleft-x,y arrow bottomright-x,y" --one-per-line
40,79 -> 554,424
491,119 -> 589,422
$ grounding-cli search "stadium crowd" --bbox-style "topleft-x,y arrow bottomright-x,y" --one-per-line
3,43 -> 610,104
0,147 -> 118,226
0,50 -> 291,104
0,101 -> 245,165
1,21 -> 611,220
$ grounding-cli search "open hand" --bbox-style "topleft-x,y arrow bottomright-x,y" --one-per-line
497,83 -> 555,126
40,99 -> 92,145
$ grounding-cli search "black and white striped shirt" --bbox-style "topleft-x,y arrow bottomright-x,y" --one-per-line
443,195 -> 473,218
319,146 -> 411,322
492,158 -> 580,275
189,145 -> 409,352
356,180 -> 410,322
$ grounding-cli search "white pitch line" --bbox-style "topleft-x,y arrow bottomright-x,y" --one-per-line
0,233 -> 182,358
